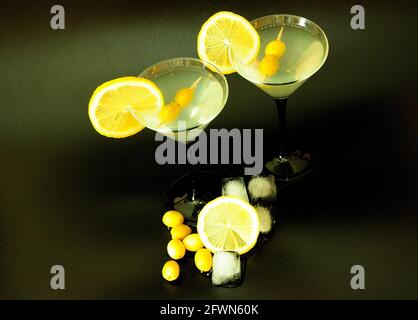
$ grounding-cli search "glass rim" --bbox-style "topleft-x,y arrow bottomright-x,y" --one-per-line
138,56 -> 229,111
138,57 -> 229,132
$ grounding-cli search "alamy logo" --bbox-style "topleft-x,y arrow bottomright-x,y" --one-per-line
50,265 -> 65,290
154,122 -> 263,175
350,265 -> 365,290
50,5 -> 65,30
350,5 -> 365,30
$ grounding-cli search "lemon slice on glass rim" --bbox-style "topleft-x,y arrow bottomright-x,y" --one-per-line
88,77 -> 164,138
197,11 -> 260,74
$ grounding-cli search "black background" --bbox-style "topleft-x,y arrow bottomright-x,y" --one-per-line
0,0 -> 417,299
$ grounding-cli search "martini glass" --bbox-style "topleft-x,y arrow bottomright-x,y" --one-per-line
232,14 -> 329,182
138,57 -> 229,223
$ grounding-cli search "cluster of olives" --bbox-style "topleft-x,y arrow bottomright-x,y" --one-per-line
158,77 -> 201,124
258,28 -> 286,77
161,210 -> 213,282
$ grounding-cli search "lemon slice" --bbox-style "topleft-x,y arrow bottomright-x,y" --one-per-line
197,196 -> 260,255
197,11 -> 260,74
88,77 -> 164,138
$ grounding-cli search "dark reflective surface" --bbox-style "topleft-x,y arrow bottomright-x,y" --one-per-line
0,0 -> 417,299
166,171 -> 222,225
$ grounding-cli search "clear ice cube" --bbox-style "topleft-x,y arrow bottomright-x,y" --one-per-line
255,206 -> 273,234
211,251 -> 242,287
222,177 -> 249,203
248,175 -> 277,202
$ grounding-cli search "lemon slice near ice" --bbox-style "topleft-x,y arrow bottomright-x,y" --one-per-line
197,196 -> 260,255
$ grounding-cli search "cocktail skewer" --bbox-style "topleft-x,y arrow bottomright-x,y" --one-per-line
277,26 -> 284,40
190,76 -> 202,91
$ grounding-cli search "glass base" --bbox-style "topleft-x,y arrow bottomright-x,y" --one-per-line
164,171 -> 221,226
265,149 -> 315,182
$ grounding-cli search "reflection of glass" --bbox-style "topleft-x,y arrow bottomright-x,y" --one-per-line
139,58 -> 229,223
233,15 -> 329,181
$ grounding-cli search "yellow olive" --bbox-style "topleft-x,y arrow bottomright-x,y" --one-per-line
258,55 -> 279,77
194,248 -> 212,272
183,233 -> 204,252
158,102 -> 181,124
162,260 -> 180,281
174,88 -> 194,108
167,239 -> 186,260
264,40 -> 286,58
162,210 -> 184,228
171,224 -> 192,240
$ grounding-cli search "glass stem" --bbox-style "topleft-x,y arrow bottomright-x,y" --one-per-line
186,141 -> 197,201
189,161 -> 196,176
274,98 -> 288,155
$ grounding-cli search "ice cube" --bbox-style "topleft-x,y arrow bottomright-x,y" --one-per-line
222,177 -> 249,203
248,175 -> 277,202
211,251 -> 241,287
255,206 -> 273,234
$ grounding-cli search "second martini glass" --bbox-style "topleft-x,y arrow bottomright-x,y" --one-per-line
138,58 -> 229,223
233,14 -> 329,182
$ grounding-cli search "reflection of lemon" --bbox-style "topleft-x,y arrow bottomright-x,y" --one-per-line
88,77 -> 163,138
197,196 -> 260,255
197,11 -> 260,74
